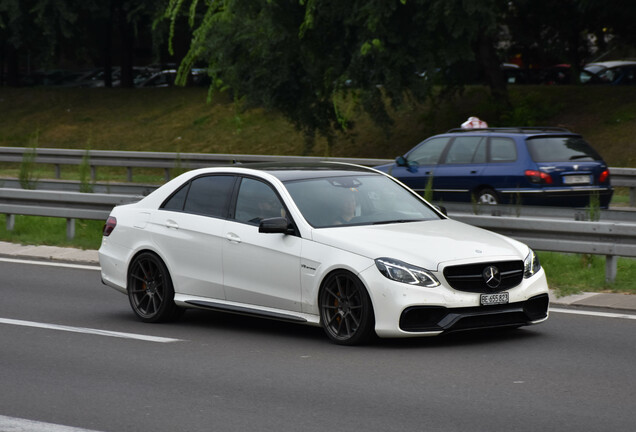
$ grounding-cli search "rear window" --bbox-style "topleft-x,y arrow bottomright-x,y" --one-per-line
526,136 -> 602,163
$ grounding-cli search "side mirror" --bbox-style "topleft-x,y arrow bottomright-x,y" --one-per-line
259,217 -> 294,234
434,205 -> 448,216
395,156 -> 407,166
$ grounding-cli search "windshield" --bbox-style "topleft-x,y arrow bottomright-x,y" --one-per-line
284,174 -> 441,228
526,136 -> 602,163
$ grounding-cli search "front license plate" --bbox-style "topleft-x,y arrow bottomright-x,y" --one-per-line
480,292 -> 509,306
563,175 -> 591,185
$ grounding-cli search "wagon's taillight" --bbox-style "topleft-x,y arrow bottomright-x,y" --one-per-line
103,216 -> 117,236
599,169 -> 610,183
525,170 -> 553,184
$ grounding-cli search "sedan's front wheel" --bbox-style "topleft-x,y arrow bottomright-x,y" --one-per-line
127,252 -> 180,323
319,271 -> 375,345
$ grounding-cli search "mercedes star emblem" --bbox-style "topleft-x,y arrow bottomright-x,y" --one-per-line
483,266 -> 501,289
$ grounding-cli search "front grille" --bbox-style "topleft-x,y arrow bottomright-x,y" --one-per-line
443,260 -> 524,293
399,294 -> 549,333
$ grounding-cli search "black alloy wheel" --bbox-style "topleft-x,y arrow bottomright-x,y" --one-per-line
319,271 -> 375,345
127,252 -> 180,323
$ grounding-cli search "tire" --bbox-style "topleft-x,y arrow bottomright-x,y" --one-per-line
476,188 -> 499,205
127,252 -> 181,323
319,271 -> 375,345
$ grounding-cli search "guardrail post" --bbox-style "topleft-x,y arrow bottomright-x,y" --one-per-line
127,167 -> 133,182
55,164 -> 61,179
605,255 -> 617,283
90,166 -> 96,181
630,188 -> 636,207
66,218 -> 75,240
164,168 -> 171,181
6,214 -> 15,231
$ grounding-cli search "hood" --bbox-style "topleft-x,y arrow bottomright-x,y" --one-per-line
311,219 -> 527,271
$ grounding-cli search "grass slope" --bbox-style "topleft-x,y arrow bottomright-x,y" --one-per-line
2,85 -> 635,166
1,85 -> 635,295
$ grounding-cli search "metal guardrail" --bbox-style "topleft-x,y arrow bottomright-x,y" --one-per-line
0,146 -> 392,181
0,187 -> 634,281
2,146 -> 635,204
450,213 -> 636,282
609,167 -> 636,206
0,188 -> 140,239
1,147 -> 635,281
0,178 -> 158,196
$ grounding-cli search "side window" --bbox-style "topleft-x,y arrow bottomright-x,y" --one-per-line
443,136 -> 486,164
489,138 -> 517,162
161,183 -> 189,211
407,137 -> 450,165
234,178 -> 285,225
181,175 -> 235,217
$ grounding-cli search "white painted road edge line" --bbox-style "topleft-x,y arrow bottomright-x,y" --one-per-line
0,318 -> 184,343
0,257 -> 99,271
0,415 -> 105,432
550,307 -> 636,320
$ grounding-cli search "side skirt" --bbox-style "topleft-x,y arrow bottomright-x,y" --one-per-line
175,296 -> 320,325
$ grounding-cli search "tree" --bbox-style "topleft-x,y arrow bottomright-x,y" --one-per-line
168,0 -> 511,147
0,0 -> 92,85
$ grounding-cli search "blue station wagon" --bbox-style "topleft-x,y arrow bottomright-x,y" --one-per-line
375,127 -> 613,208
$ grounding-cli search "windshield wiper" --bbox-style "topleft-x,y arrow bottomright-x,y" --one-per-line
372,219 -> 424,225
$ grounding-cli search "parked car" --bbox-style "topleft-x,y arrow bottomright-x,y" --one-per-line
375,127 -> 613,207
583,60 -> 636,85
99,163 -> 549,345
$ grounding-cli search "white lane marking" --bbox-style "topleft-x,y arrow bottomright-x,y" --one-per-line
0,318 -> 184,343
551,307 -> 636,320
0,415 -> 104,432
0,257 -> 100,271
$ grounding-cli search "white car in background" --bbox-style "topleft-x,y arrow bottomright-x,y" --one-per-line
98,163 -> 549,345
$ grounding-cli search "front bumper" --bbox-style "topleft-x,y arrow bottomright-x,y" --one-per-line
359,264 -> 549,338
399,293 -> 549,333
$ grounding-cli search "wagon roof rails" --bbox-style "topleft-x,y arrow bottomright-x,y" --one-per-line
445,127 -> 573,134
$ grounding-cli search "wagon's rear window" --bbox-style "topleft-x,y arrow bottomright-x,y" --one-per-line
526,137 -> 602,162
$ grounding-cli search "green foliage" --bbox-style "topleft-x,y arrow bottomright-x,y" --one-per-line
166,0 -> 511,142
540,251 -> 636,296
0,215 -> 102,250
587,190 -> 601,221
499,94 -> 563,126
423,173 -> 434,203
78,148 -> 94,193
19,134 -> 39,190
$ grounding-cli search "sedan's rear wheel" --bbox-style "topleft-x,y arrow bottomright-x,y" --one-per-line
319,271 -> 375,345
127,252 -> 180,323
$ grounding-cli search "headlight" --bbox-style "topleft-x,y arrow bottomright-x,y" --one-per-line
375,258 -> 440,287
524,249 -> 541,278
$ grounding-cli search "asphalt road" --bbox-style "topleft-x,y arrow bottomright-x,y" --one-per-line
1,259 -> 635,432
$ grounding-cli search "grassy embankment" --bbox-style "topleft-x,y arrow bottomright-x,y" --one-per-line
1,85 -> 635,295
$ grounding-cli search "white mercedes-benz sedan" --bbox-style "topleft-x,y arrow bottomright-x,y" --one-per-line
98,162 -> 549,345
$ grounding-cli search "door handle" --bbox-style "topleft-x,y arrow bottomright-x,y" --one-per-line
226,232 -> 241,244
470,170 -> 478,174
165,219 -> 179,229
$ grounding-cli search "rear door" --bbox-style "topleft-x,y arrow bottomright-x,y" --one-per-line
151,174 -> 237,300
434,135 -> 487,202
480,137 -> 520,198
